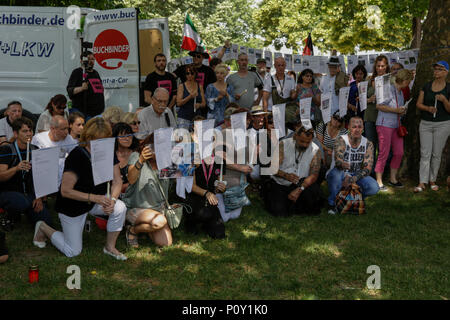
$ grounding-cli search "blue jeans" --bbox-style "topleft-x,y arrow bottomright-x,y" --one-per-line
326,168 -> 379,206
0,192 -> 52,226
364,121 -> 378,173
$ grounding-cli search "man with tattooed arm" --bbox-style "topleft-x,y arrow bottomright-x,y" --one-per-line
264,125 -> 325,216
326,116 -> 379,214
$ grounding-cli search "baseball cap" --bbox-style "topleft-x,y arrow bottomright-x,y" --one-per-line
433,61 -> 449,71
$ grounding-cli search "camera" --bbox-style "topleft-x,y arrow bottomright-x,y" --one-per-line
81,41 -> 93,71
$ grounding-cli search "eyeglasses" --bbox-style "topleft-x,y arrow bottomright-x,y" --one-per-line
131,121 -> 140,126
194,54 -> 203,59
186,72 -> 195,76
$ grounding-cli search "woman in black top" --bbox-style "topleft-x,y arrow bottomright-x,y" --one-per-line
185,149 -> 227,239
34,118 -> 128,260
112,122 -> 139,193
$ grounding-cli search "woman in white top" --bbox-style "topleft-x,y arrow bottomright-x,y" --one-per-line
36,94 -> 70,133
68,112 -> 85,141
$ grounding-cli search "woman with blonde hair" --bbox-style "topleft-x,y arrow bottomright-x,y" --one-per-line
375,69 -> 414,190
102,106 -> 124,127
121,112 -> 140,134
33,117 -> 128,260
205,63 -> 234,126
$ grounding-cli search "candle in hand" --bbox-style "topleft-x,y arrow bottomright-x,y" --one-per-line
26,141 -> 30,162
106,181 -> 110,199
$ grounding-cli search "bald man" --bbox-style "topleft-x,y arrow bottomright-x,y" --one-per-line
32,115 -> 77,186
262,57 -> 297,115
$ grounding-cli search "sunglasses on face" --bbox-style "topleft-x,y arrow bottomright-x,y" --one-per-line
194,54 -> 203,59
131,121 -> 140,126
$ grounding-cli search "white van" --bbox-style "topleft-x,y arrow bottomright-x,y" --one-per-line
0,6 -> 170,114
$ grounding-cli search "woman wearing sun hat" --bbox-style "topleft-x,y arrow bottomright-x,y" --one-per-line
414,61 -> 450,193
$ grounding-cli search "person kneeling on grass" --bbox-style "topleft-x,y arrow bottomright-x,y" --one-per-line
34,118 -> 128,260
264,124 -> 325,217
326,116 -> 379,214
121,134 -> 172,248
185,148 -> 227,239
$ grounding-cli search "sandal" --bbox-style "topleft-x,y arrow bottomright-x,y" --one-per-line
430,184 -> 439,191
126,225 -> 139,248
414,186 -> 424,193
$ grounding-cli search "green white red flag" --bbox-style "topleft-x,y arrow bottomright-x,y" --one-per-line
181,13 -> 203,51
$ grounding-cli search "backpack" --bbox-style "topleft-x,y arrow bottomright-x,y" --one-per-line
335,184 -> 365,215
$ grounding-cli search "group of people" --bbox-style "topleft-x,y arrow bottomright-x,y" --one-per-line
0,45 -> 449,264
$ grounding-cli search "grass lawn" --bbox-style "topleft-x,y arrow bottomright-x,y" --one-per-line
0,180 -> 449,300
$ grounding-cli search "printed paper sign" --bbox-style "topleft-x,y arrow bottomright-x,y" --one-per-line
231,112 -> 247,151
358,81 -> 369,112
264,51 -> 272,67
154,127 -> 174,170
321,92 -> 332,124
32,147 -> 59,198
299,97 -> 312,129
293,55 -> 302,72
272,103 -> 286,139
90,138 -> 115,186
339,87 -> 350,118
375,74 -> 391,104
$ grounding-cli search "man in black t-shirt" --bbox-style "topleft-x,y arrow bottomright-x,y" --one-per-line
174,46 -> 216,118
67,51 -> 105,119
143,53 -> 177,110
0,117 -> 52,236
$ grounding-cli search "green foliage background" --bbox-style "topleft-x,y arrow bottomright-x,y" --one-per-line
6,0 -> 429,55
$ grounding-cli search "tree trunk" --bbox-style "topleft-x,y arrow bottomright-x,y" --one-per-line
411,17 -> 422,49
401,0 -> 450,182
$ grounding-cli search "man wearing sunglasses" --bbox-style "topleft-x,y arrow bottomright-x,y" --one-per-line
265,124 -> 324,216
143,53 -> 177,111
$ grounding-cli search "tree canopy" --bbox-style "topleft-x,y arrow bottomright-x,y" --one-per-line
253,0 -> 429,54
8,0 -> 430,55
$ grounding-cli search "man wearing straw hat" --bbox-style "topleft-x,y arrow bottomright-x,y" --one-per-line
0,117 -> 52,246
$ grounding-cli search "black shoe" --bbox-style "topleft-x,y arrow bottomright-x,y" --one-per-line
388,181 -> 403,188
